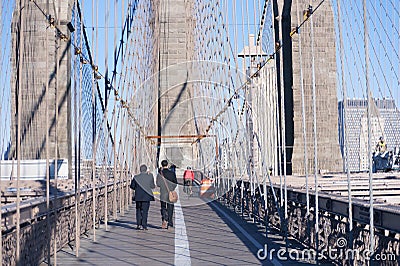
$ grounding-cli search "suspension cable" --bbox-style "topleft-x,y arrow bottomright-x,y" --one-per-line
364,0 -> 375,254
198,0 -> 326,150
336,0 -> 353,248
295,0 -> 310,217
309,1 -> 320,256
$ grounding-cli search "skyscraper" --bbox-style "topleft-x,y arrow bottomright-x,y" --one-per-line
338,98 -> 400,172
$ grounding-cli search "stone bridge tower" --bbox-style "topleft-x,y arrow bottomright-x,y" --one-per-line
155,0 -> 196,168
278,0 -> 343,174
10,0 -> 72,161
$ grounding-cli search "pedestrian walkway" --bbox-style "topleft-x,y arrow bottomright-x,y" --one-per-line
55,186 -> 303,265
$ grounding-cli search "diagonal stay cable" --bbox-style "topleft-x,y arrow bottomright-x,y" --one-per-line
30,0 -> 145,146
197,0 -> 326,141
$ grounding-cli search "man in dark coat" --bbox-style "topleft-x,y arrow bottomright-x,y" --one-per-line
156,160 -> 178,229
131,164 -> 155,230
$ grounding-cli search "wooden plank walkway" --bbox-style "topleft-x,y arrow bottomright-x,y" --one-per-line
54,186 -> 303,265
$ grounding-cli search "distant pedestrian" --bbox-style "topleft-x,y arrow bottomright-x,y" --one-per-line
375,136 -> 387,154
130,164 -> 155,230
157,160 -> 178,229
183,166 -> 194,196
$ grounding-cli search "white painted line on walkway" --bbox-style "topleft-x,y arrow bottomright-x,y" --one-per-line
210,201 -> 282,266
174,189 -> 191,266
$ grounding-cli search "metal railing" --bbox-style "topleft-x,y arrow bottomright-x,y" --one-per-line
1,176 -> 131,266
218,179 -> 400,265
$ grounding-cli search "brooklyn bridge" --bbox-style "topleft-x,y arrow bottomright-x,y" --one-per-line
0,0 -> 399,265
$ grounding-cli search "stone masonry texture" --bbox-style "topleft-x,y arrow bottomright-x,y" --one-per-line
10,0 -> 72,160
289,0 -> 343,174
156,0 -> 196,168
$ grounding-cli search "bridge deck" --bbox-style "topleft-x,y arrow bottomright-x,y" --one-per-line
53,186 -> 299,265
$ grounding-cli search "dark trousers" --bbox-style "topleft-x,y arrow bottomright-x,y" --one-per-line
184,179 -> 193,194
160,201 -> 174,227
136,201 -> 150,228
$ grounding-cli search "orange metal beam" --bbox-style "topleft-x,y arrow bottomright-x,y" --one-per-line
146,134 -> 215,139
156,141 -> 200,144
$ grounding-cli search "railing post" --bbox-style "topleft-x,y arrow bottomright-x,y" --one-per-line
240,181 -> 244,218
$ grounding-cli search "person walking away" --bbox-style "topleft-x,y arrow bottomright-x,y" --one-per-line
157,160 -> 178,229
183,166 -> 194,196
130,164 -> 155,230
169,164 -> 177,173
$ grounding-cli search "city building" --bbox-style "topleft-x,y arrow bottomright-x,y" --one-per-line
338,98 -> 400,172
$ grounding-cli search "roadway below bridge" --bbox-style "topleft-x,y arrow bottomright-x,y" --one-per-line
267,172 -> 400,206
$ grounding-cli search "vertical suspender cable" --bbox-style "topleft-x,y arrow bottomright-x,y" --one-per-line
271,0 -> 284,214
16,0 -> 25,261
0,2 -> 2,260
253,0 -> 262,211
117,8 -> 132,208
0,6 -> 4,264
54,0 -> 60,262
96,0 -> 101,216
264,6 -> 275,231
45,0 -> 51,263
245,0 -> 255,199
230,0 -> 237,195
309,2 -> 319,258
253,0 -> 260,195
125,106 -> 130,210
125,131 -> 130,204
73,0 -> 79,257
126,12 -> 134,204
0,0 -> 6,261
245,0 -> 254,200
128,0 -> 133,204
122,136 -> 127,212
363,0 -> 374,254
273,51 -> 278,174
120,0 -> 125,217
277,107 -> 283,209
126,125 -> 134,208
232,0 -> 240,89
91,0 -> 97,242
251,0 -> 262,201
282,1 -> 288,228
295,0 -> 310,217
0,0 -> 5,261
104,0 -> 109,231
117,106 -> 127,214
240,0 -> 246,80
277,0 -> 288,226
336,0 -> 353,245
112,0 -> 118,221
78,0 -> 85,256
270,0 -> 282,210
240,0 -> 246,215
118,0 -> 127,215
